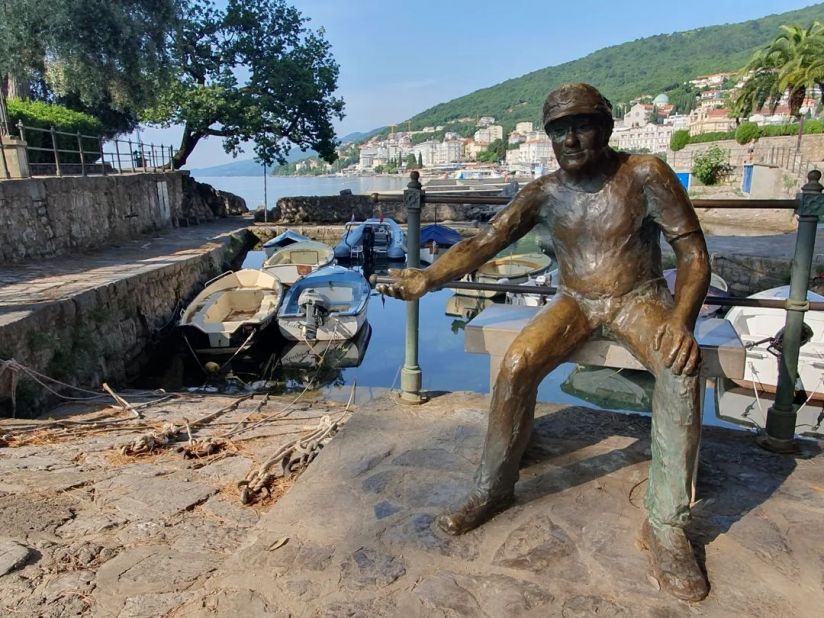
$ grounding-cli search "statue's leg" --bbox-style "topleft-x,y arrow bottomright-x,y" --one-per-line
438,294 -> 591,535
612,289 -> 708,602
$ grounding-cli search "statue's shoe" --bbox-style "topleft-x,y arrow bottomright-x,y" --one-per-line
640,519 -> 709,602
436,489 -> 514,536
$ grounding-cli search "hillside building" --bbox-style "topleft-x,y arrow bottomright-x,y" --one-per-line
688,107 -> 736,135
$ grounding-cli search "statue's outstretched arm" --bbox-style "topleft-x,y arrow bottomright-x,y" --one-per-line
378,181 -> 544,301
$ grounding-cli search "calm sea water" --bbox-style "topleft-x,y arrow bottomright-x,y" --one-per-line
191,174 -> 408,211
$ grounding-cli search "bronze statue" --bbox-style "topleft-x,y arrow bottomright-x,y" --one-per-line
378,83 -> 711,602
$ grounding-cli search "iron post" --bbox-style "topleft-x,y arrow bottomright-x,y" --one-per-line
98,136 -> 106,176
114,139 -> 122,173
77,131 -> 86,176
400,171 -> 426,403
760,169 -> 824,452
50,126 -> 62,177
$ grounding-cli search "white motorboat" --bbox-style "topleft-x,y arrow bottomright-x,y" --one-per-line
262,230 -> 310,258
278,265 -> 371,341
454,252 -> 553,298
179,269 -> 284,354
262,240 -> 335,286
715,286 -> 824,437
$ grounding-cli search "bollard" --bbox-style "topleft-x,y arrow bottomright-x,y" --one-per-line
400,171 -> 427,404
760,170 -> 824,453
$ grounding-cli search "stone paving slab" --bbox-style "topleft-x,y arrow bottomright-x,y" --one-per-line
185,392 -> 824,617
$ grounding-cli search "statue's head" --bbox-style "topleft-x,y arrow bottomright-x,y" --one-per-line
543,83 -> 614,174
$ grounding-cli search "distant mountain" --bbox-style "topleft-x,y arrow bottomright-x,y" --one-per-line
403,3 -> 824,131
339,127 -> 385,144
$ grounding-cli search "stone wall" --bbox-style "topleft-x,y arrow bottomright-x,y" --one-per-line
0,228 -> 255,417
0,172 -> 246,263
667,134 -> 824,175
262,194 -> 500,224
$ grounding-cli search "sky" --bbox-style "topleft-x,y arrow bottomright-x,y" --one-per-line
135,0 -> 821,168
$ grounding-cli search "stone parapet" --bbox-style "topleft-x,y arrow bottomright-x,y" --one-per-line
0,172 -> 246,264
263,194 -> 499,224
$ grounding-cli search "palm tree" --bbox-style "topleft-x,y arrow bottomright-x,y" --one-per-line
732,21 -> 824,150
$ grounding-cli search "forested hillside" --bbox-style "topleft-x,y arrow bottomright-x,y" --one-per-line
405,3 -> 824,131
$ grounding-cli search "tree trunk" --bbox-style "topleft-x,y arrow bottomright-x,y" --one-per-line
6,74 -> 30,99
173,124 -> 203,169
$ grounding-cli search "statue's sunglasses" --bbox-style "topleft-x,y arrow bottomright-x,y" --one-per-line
546,117 -> 600,143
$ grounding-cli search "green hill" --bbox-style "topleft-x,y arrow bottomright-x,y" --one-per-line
405,4 -> 824,131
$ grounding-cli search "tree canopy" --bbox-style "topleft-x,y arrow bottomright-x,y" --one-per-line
143,0 -> 344,168
731,21 -> 824,120
0,0 -> 178,133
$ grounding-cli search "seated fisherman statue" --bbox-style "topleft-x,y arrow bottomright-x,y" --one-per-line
377,83 -> 712,602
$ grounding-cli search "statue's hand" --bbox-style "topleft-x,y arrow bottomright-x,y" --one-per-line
376,268 -> 429,301
654,319 -> 700,376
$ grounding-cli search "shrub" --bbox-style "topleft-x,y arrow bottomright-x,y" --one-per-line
692,146 -> 733,185
688,130 -> 736,144
670,129 -> 690,151
6,98 -> 104,164
735,122 -> 761,144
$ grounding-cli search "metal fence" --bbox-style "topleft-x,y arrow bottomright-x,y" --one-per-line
1,119 -> 175,179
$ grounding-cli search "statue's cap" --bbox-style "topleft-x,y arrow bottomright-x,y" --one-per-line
543,83 -> 612,132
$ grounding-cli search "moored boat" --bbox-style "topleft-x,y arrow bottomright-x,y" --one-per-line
262,240 -> 335,286
278,265 -> 371,341
453,252 -> 553,298
179,270 -> 284,354
262,230 -> 310,258
419,224 -> 462,264
333,218 -> 406,261
714,285 -> 824,437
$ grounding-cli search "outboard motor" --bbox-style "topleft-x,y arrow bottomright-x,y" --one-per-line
297,289 -> 330,339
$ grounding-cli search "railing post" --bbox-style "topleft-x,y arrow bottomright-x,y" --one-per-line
0,133 -> 9,179
400,170 -> 426,404
169,145 -> 175,171
140,142 -> 147,173
98,136 -> 107,176
759,169 -> 824,453
50,126 -> 62,177
114,139 -> 122,173
77,131 -> 86,176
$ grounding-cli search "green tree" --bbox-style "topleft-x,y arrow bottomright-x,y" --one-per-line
0,0 -> 178,132
732,21 -> 824,149
405,153 -> 419,169
144,0 -> 344,168
417,152 -> 423,167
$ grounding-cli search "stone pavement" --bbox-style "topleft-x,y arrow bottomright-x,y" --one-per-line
0,216 -> 252,327
0,389 -> 351,617
175,392 -> 824,617
1,389 -> 823,616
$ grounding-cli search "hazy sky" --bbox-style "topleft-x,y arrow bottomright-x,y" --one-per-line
137,0 -> 819,168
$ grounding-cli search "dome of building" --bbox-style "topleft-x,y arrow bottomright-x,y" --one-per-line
652,93 -> 670,105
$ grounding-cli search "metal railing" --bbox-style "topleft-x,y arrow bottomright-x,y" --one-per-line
370,170 -> 824,451
3,120 -> 175,178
